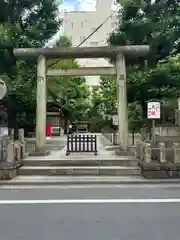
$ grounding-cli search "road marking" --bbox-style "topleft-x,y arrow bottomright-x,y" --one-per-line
0,199 -> 180,204
1,184 -> 180,189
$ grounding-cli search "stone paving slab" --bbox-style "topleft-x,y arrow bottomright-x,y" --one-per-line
24,134 -> 121,161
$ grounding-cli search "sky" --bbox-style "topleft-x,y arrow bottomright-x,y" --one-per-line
58,0 -> 97,12
57,0 -> 118,12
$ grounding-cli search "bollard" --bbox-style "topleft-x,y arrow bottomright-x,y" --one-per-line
173,142 -> 180,163
143,143 -> 151,163
158,142 -> 166,163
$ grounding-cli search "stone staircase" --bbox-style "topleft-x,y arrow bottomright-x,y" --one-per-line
19,135 -> 139,176
18,156 -> 139,176
0,134 -> 145,186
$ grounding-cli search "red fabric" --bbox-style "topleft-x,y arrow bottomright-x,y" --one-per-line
46,124 -> 52,136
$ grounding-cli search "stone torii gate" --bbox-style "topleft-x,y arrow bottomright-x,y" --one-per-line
13,45 -> 149,153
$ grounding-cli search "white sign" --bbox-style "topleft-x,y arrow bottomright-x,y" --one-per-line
147,101 -> 161,119
0,78 -> 7,100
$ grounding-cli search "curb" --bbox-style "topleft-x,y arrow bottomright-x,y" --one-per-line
1,179 -> 180,186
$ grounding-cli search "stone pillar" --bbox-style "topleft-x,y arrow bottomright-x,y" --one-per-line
18,128 -> 26,158
136,141 -> 141,159
158,142 -> 166,163
7,129 -> 15,164
116,54 -> 128,150
144,143 -> 151,163
36,55 -> 46,151
178,98 -> 180,110
6,142 -> 14,163
173,142 -> 180,163
9,128 -> 14,141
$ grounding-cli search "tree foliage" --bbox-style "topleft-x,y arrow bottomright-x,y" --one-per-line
0,0 -> 61,130
109,0 -> 180,67
102,0 -> 180,125
47,37 -> 91,121
90,53 -> 180,128
0,0 -> 91,126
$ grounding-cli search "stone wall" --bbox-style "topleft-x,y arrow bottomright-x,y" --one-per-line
154,125 -> 180,137
136,140 -> 180,179
0,128 -> 27,180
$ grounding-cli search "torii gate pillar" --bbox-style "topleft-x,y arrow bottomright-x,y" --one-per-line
116,54 -> 128,150
36,55 -> 47,152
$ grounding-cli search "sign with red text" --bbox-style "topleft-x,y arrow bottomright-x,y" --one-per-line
147,101 -> 161,119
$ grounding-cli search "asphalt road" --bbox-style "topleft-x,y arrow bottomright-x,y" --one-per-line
0,186 -> 180,240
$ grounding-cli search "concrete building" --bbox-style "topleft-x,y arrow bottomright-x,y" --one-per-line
62,0 -> 118,86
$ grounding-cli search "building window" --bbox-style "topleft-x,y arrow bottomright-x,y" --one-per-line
90,41 -> 99,46
80,36 -> 86,42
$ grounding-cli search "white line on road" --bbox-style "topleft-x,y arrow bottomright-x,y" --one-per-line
1,184 -> 180,189
0,199 -> 180,204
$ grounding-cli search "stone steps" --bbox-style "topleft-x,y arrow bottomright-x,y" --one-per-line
18,166 -> 140,176
23,157 -> 138,167
1,176 -> 180,186
5,135 -> 142,184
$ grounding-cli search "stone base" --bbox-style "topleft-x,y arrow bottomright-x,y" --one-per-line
105,146 -> 119,151
29,149 -> 51,156
24,153 -> 29,158
139,160 -> 180,179
0,169 -> 17,180
0,163 -> 18,180
115,148 -> 135,156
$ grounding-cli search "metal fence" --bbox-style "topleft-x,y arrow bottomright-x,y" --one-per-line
66,134 -> 98,156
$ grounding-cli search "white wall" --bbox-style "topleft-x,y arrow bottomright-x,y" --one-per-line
63,0 -> 117,86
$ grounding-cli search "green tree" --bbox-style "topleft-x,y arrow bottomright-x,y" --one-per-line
127,54 -> 180,117
0,0 -> 60,131
108,0 -> 180,122
47,36 -> 91,122
47,58 -> 91,122
88,86 -> 111,132
109,0 -> 180,68
98,76 -> 117,116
